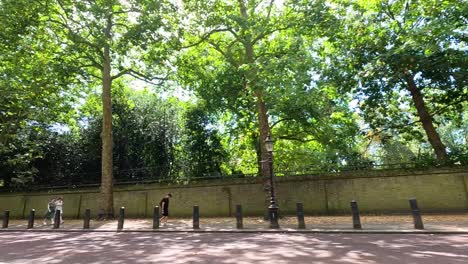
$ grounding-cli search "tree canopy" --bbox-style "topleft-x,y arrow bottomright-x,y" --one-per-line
1,0 -> 466,209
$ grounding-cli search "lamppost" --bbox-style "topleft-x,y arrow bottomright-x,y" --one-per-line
265,133 -> 279,229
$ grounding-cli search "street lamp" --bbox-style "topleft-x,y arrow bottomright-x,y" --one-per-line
265,133 -> 279,229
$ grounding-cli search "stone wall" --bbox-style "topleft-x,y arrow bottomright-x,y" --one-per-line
0,167 -> 467,219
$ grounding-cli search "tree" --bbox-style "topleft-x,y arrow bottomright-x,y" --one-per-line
178,0 -> 311,179
438,103 -> 468,165
0,0 -> 78,188
180,103 -> 228,178
111,87 -> 182,181
179,0 -> 366,176
26,86 -> 185,189
312,0 -> 467,164
44,0 -> 177,218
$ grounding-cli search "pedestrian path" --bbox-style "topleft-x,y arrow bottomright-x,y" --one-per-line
2,214 -> 468,233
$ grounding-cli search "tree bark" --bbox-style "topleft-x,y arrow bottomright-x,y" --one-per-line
405,75 -> 448,164
238,0 -> 272,220
254,90 -> 272,179
100,13 -> 114,219
238,0 -> 271,179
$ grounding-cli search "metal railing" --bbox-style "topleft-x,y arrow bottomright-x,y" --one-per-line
0,162 -> 463,192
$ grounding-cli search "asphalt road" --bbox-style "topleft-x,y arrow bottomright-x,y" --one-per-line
0,232 -> 467,264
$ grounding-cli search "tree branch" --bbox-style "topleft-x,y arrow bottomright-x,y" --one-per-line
111,69 -> 129,81
381,3 -> 403,32
270,118 -> 295,129
252,25 -> 293,45
429,94 -> 468,117
48,18 -> 102,52
180,28 -> 235,49
80,71 -> 101,80
277,135 -> 318,143
82,52 -> 103,70
207,40 -> 239,67
112,22 -> 132,30
111,8 -> 142,16
266,0 -> 275,21
127,69 -> 169,86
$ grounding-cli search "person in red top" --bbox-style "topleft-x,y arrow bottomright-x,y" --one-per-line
159,193 -> 172,225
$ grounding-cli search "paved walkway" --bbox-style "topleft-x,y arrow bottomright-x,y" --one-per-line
2,214 -> 468,233
1,232 -> 468,263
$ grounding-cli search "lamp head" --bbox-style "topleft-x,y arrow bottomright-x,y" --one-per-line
265,133 -> 274,152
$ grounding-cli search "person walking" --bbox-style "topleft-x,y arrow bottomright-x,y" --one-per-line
43,198 -> 57,225
159,193 -> 172,225
54,196 -> 64,224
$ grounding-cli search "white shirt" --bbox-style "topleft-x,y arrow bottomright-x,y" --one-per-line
55,200 -> 64,213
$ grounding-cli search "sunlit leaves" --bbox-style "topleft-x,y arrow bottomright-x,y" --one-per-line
311,0 -> 467,162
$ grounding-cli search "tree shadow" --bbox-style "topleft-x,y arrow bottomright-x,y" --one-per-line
0,232 -> 467,263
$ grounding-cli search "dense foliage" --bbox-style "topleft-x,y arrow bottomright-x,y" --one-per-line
1,0 -> 466,198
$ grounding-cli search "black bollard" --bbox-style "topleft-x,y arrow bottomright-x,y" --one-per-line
83,209 -> 91,229
409,198 -> 424,229
350,200 -> 362,229
193,206 -> 200,229
235,205 -> 243,229
117,207 -> 125,230
268,207 -> 280,229
2,210 -> 9,228
296,203 -> 306,229
53,210 -> 61,229
27,209 -> 35,229
153,206 -> 160,229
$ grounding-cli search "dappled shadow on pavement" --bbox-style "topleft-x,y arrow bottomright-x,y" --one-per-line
6,214 -> 468,232
0,232 -> 467,264
6,219 -> 124,230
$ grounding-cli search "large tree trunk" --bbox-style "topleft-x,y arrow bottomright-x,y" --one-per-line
100,13 -> 114,219
405,75 -> 448,164
238,0 -> 271,179
254,90 -> 272,179
238,0 -> 272,220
